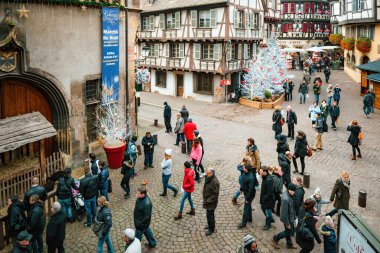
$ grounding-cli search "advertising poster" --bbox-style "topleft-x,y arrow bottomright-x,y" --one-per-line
102,7 -> 120,102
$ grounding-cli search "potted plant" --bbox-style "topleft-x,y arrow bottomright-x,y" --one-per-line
356,37 -> 372,54
329,33 -> 343,45
341,37 -> 355,51
98,91 -> 130,169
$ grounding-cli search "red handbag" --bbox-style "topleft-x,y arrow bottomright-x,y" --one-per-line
306,145 -> 312,157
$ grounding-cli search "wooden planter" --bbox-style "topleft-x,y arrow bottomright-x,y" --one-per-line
239,94 -> 285,109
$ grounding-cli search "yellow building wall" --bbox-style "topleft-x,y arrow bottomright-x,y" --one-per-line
343,23 -> 380,83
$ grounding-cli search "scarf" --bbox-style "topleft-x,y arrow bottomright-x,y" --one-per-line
341,179 -> 350,190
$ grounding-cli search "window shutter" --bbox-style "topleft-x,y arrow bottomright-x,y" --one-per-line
305,3 -> 310,13
243,44 -> 248,59
210,9 -> 217,28
369,25 -> 374,40
165,43 -> 169,57
310,22 -> 315,32
245,12 -> 249,29
250,13 -> 254,29
238,44 -> 242,59
154,44 -> 159,57
282,23 -> 287,32
149,15 -> 155,30
284,3 -> 288,13
258,14 -> 261,30
311,3 -> 315,13
159,14 -> 165,29
179,43 -> 184,58
226,44 -> 232,61
194,44 -> 201,59
302,22 -> 308,32
234,10 -> 238,27
290,3 -> 295,13
213,44 -> 221,61
191,10 -> 197,27
353,0 -> 357,11
175,12 -> 180,29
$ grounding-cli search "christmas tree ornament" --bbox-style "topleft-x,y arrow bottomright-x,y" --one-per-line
17,5 -> 30,18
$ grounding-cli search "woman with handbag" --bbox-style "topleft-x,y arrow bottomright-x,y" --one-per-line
293,131 -> 308,175
347,120 -> 362,160
272,106 -> 283,139
296,198 -> 322,252
326,171 -> 350,217
96,196 -> 114,253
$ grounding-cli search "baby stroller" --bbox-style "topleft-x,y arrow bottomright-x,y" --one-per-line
72,180 -> 86,222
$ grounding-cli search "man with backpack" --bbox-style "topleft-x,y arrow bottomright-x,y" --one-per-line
363,90 -> 375,118
128,136 -> 138,177
271,166 -> 283,216
80,166 -> 99,227
56,168 -> 79,222
88,153 -> 100,176
312,113 -> 324,151
98,161 -> 111,201
7,195 -> 26,245
24,177 -> 47,211
259,166 -> 275,230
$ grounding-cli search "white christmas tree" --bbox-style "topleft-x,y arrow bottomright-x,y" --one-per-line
242,34 -> 287,100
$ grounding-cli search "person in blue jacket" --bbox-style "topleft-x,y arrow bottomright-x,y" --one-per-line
232,156 -> 251,205
98,161 -> 110,201
320,216 -> 337,253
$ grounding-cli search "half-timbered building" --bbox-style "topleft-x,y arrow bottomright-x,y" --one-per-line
138,0 -> 265,102
263,0 -> 282,44
278,0 -> 331,48
330,0 -> 380,83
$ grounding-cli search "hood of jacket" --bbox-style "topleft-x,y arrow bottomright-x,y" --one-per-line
277,134 -> 287,144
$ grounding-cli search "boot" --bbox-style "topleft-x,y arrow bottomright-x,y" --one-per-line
232,197 -> 238,205
351,155 -> 356,160
159,189 -> 167,196
186,208 -> 195,215
174,212 -> 182,220
173,188 -> 178,197
357,153 -> 362,158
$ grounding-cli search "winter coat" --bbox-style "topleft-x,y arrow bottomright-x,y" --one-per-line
296,207 -> 322,251
272,173 -> 283,195
180,107 -> 189,123
276,136 -> 290,155
363,93 -> 375,106
174,117 -> 185,134
46,210 -> 66,247
134,195 -> 152,231
320,105 -> 329,117
294,186 -> 305,216
90,159 -> 100,175
280,190 -> 296,227
309,105 -> 321,121
183,122 -> 198,140
320,224 -> 337,253
27,201 -> 46,235
80,174 -> 100,199
294,135 -> 308,157
190,144 -> 203,165
313,196 -> 330,216
98,167 -> 110,190
182,168 -> 195,193
7,200 -> 26,236
23,185 -> 47,210
298,83 -> 309,94
56,176 -> 78,200
278,153 -> 291,176
324,68 -> 331,77
313,84 -> 321,95
329,179 -> 350,210
141,136 -> 156,153
315,117 -> 324,134
121,159 -> 134,177
246,145 -> 260,170
125,238 -> 142,253
128,141 -> 137,159
347,125 -> 361,146
98,205 -> 112,237
303,74 -> 311,84
198,136 -> 205,155
326,86 -> 333,97
202,175 -> 220,210
272,109 -> 282,132
313,77 -> 322,84
11,243 -> 32,253
286,110 -> 297,125
241,169 -> 257,202
237,164 -> 245,186
333,87 -> 341,100
260,174 -> 275,209
163,104 -> 171,118
330,105 -> 340,117
161,159 -> 172,176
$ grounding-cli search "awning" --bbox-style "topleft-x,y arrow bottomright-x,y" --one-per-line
0,112 -> 57,153
366,73 -> 380,82
356,60 -> 380,72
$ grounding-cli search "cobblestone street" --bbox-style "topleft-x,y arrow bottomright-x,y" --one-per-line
62,69 -> 380,253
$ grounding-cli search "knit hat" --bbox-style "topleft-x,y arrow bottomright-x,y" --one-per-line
163,102 -> 168,105
188,117 -> 193,122
243,234 -> 256,246
314,187 -> 321,196
124,228 -> 135,240
184,161 -> 191,168
16,231 -> 32,241
288,183 -> 297,191
165,149 -> 172,156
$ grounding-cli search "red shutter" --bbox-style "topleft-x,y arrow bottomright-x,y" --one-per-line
302,22 -> 308,32
311,3 -> 315,13
282,23 -> 288,32
310,23 -> 315,32
305,3 -> 310,13
284,3 -> 289,13
290,3 -> 296,13
319,3 -> 323,11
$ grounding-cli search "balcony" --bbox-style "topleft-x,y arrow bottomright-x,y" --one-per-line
282,12 -> 331,21
167,58 -> 182,69
137,31 -> 154,39
193,28 -> 213,39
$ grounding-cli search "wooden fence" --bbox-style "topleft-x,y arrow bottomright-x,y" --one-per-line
46,152 -> 65,178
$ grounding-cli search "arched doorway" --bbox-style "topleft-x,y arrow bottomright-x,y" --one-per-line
0,79 -> 55,156
362,56 -> 370,64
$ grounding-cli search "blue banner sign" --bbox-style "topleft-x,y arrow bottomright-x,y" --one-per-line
102,7 -> 120,102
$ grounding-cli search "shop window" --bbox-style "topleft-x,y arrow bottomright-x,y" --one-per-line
194,73 -> 214,95
85,78 -> 101,142
156,71 -> 167,88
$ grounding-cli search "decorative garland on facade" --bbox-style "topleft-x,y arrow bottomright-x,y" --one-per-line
35,0 -> 126,10
329,33 -> 343,45
341,37 -> 355,51
356,37 -> 372,54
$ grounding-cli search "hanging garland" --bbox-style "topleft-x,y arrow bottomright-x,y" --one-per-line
136,67 -> 150,85
356,37 -> 372,54
329,33 -> 343,45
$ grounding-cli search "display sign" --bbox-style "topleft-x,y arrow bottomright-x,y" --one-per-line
338,210 -> 380,253
220,79 -> 231,86
102,7 -> 120,102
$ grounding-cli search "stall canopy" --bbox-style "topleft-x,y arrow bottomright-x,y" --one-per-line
319,46 -> 340,50
366,73 -> 380,82
281,48 -> 307,53
305,47 -> 326,52
356,60 -> 380,72
0,112 -> 57,153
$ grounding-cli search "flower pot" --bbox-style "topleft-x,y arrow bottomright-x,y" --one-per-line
103,142 -> 126,169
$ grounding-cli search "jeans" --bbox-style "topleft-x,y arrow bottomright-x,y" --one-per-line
242,199 -> 253,225
285,92 -> 290,101
314,94 -> 320,104
289,91 -> 293,101
131,157 -> 137,175
31,233 -> 43,253
121,174 -> 131,195
325,75 -> 330,83
234,190 -> 241,199
335,99 -> 340,105
313,132 -> 323,149
352,145 -> 361,156
192,159 -> 200,181
48,244 -> 64,253
84,196 -> 97,225
162,174 -> 176,192
175,133 -> 185,145
164,116 -> 172,132
186,139 -> 193,154
97,232 -> 114,253
100,184 -> 109,201
135,227 -> 157,247
293,155 -> 305,173
322,116 -> 328,124
327,96 -> 332,106
283,173 -> 291,188
179,192 -> 194,212
300,93 -> 306,104
287,123 -> 295,138
273,223 -> 294,246
58,198 -> 72,219
206,209 -> 216,231
261,206 -> 274,226
331,116 -> 338,129
363,106 -> 371,116
144,152 -> 153,166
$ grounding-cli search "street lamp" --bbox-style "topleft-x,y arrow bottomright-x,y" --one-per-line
136,44 -> 150,64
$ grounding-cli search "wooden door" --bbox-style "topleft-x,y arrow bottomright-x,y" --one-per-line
176,74 -> 184,97
0,79 -> 54,157
361,71 -> 368,94
373,83 -> 380,109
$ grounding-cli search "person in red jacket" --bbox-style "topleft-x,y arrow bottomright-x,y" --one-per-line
174,161 -> 195,220
183,118 -> 197,154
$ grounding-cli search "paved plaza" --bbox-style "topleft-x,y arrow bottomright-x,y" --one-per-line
61,69 -> 380,253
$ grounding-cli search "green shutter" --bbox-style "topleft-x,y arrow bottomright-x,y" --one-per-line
245,12 -> 249,29
238,44 -> 242,59
210,9 -> 216,28
175,12 -> 180,29
194,44 -> 201,59
191,10 -> 198,27
159,14 -> 165,29
226,44 -> 232,61
149,15 -> 155,30
250,13 -> 254,29
179,43 -> 184,58
243,44 -> 248,59
353,0 -> 357,12
234,10 -> 238,27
